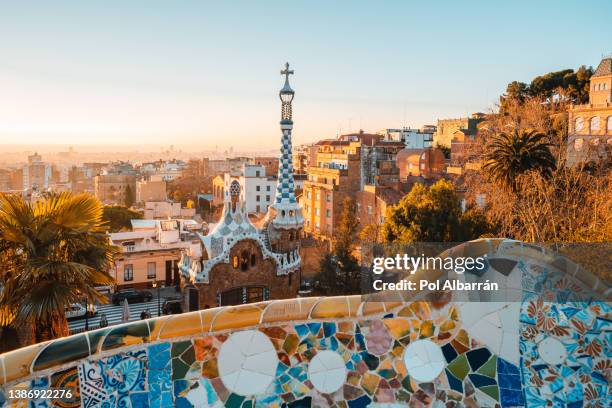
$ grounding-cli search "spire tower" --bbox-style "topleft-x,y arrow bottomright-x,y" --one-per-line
267,63 -> 303,229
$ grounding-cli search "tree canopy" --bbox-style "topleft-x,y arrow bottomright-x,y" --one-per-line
381,180 -> 493,243
102,205 -> 143,232
0,192 -> 116,345
500,66 -> 593,113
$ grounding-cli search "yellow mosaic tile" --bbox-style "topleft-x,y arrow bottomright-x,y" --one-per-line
211,304 -> 264,331
2,343 -> 46,384
198,308 -> 219,333
158,312 -> 204,340
261,298 -> 310,323
310,297 -> 349,319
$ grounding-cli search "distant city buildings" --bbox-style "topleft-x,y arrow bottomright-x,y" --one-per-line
567,56 -> 612,165
22,153 -> 53,191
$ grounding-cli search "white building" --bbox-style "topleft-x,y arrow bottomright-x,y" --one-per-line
381,127 -> 435,149
224,164 -> 276,214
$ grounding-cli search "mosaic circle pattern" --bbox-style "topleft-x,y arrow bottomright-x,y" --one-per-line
308,350 -> 347,394
218,330 -> 278,395
537,336 -> 567,365
403,339 -> 446,382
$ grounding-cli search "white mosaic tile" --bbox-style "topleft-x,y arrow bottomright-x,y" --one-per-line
218,330 -> 278,396
403,339 -> 445,383
537,336 -> 567,365
308,350 -> 347,394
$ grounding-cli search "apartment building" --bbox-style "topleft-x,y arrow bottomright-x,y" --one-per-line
110,219 -> 202,290
302,132 -> 403,241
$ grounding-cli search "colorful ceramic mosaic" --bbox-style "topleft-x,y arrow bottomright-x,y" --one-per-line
0,239 -> 609,408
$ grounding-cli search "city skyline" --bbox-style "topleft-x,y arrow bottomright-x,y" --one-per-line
1,1 -> 611,149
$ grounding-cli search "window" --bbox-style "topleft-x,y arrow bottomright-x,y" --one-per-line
306,191 -> 310,199
368,205 -> 373,215
326,193 -> 331,202
256,195 -> 260,202
256,185 -> 260,191
575,117 -> 584,132
255,170 -> 261,177
233,256 -> 239,269
267,185 -> 271,191
315,192 -> 320,201
608,116 -> 612,132
247,287 -> 264,302
590,117 -> 600,132
124,264 -> 134,281
147,262 -> 156,279
266,195 -> 270,201
250,254 -> 257,267
240,251 -> 249,271
315,208 -> 320,216
326,209 -> 331,218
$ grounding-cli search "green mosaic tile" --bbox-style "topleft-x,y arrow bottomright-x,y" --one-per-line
447,354 -> 470,380
480,385 -> 499,401
226,393 -> 245,408
172,341 -> 191,358
476,355 -> 497,378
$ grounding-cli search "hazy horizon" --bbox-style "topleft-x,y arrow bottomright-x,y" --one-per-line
1,1 -> 611,149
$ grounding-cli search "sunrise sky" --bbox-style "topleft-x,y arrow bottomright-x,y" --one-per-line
1,1 -> 610,149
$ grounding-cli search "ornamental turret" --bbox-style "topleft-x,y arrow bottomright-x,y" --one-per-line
266,63 -> 304,230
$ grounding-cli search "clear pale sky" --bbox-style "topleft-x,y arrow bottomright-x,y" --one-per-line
0,1 -> 610,149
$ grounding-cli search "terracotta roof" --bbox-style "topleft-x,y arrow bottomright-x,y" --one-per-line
593,57 -> 612,77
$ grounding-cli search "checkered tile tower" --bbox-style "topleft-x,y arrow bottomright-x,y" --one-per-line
268,62 -> 304,230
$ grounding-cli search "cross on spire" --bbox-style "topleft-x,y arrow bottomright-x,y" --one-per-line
281,62 -> 294,82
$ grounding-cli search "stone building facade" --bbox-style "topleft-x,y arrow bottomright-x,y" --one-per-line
433,113 -> 484,148
567,56 -> 612,165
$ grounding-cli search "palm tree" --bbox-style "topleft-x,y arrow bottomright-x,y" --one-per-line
0,192 -> 116,343
483,129 -> 556,192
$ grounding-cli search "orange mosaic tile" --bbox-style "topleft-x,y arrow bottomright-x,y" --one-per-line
211,303 -> 264,331
382,318 -> 410,340
361,301 -> 386,316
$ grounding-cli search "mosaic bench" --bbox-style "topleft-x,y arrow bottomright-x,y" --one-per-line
0,239 -> 610,408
